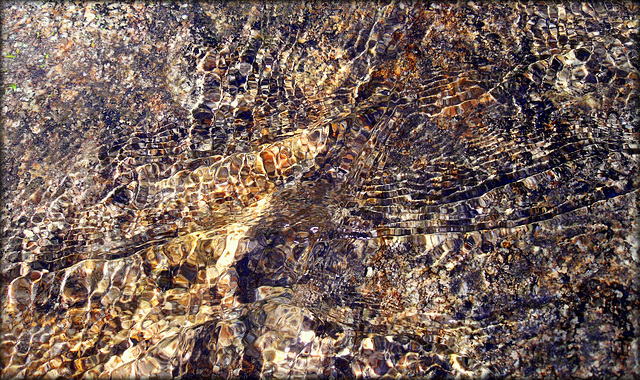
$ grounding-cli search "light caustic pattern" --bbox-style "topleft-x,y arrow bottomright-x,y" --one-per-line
1,1 -> 639,379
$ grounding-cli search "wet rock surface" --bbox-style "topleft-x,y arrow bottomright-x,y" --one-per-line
1,1 -> 639,378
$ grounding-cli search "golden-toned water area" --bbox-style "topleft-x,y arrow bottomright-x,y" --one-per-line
1,2 -> 639,378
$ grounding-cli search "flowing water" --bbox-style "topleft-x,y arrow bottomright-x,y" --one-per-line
1,1 -> 639,378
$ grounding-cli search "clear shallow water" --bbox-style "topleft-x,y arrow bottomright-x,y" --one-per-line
1,1 -> 639,378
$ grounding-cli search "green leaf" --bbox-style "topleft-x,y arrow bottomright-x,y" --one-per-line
9,84 -> 17,90
45,53 -> 49,59
5,54 -> 15,58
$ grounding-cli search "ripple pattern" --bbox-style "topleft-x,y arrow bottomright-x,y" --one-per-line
1,1 -> 639,378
